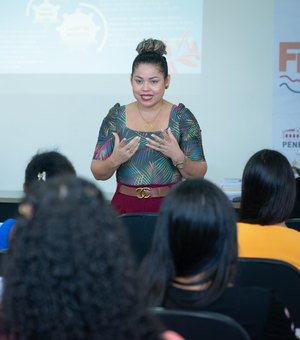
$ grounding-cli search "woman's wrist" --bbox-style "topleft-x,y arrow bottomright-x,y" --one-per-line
172,155 -> 187,169
109,154 -> 122,169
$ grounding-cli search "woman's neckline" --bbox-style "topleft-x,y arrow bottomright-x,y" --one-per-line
124,102 -> 175,133
172,274 -> 212,292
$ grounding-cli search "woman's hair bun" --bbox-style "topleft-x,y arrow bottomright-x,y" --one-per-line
136,38 -> 167,56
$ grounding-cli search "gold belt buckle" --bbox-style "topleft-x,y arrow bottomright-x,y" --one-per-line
136,187 -> 151,199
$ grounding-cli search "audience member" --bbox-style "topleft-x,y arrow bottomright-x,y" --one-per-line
139,178 -> 298,339
0,176 -> 181,340
238,149 -> 300,270
0,151 -> 76,251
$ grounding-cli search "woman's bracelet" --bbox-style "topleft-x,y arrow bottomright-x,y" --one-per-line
173,156 -> 187,169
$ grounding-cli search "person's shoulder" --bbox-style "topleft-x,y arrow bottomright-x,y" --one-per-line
237,222 -> 270,231
107,103 -> 124,116
0,218 -> 16,229
210,286 -> 273,330
221,286 -> 274,314
0,218 -> 16,251
237,222 -> 258,229
172,103 -> 188,113
283,226 -> 300,237
265,224 -> 300,239
223,287 -> 296,339
104,103 -> 126,119
172,103 -> 196,120
238,222 -> 300,236
225,285 -> 272,301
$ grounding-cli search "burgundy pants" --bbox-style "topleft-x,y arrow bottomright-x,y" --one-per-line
111,182 -> 174,214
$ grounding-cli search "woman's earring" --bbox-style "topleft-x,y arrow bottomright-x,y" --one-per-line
165,84 -> 169,89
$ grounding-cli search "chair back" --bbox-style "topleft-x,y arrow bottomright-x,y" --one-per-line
119,213 -> 158,267
237,257 -> 300,327
286,218 -> 300,232
152,307 -> 250,340
0,250 -> 8,276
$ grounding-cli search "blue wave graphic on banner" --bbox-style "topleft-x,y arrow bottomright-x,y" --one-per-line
279,75 -> 300,93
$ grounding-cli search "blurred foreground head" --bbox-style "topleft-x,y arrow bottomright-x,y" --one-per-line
2,176 -> 161,340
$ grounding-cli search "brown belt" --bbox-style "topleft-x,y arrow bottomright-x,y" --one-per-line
118,185 -> 170,199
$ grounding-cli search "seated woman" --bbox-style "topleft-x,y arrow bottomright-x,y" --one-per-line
0,176 -> 181,340
0,150 -> 76,251
139,178 -> 298,339
238,149 -> 300,270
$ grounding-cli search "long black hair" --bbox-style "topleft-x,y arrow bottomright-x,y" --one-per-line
139,178 -> 238,307
239,149 -> 296,224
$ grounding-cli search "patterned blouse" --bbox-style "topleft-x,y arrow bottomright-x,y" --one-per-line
93,103 -> 206,186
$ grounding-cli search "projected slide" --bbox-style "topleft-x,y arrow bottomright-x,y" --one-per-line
0,0 -> 203,74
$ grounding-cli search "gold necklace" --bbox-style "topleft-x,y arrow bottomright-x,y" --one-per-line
136,101 -> 164,131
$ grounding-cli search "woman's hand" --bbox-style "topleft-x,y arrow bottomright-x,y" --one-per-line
110,133 -> 140,166
91,133 -> 140,181
146,128 -> 185,165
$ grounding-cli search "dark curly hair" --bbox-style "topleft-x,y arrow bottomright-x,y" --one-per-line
1,176 -> 162,340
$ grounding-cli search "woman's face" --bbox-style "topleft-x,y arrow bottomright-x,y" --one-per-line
131,63 -> 170,108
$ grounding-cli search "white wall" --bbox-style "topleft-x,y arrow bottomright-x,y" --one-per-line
200,0 -> 273,184
0,0 -> 273,198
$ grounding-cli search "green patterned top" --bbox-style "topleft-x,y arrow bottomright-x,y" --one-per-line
93,103 -> 206,185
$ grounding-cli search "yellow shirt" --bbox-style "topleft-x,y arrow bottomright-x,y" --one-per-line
237,222 -> 300,270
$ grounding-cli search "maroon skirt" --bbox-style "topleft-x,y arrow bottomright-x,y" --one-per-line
111,182 -> 175,215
